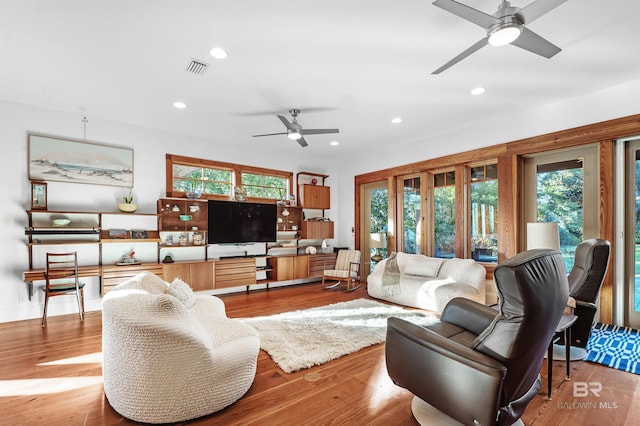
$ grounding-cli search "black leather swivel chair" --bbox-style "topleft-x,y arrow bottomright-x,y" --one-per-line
386,249 -> 569,426
563,239 -> 610,349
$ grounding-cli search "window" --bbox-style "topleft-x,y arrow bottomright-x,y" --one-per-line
470,164 -> 498,263
433,171 -> 456,258
523,145 -> 598,272
172,163 -> 232,196
241,171 -> 289,201
399,175 -> 421,254
361,181 -> 389,277
166,154 -> 293,201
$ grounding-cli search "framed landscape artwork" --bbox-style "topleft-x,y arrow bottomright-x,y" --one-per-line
28,134 -> 133,187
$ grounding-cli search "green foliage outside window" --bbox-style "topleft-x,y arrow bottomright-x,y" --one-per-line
172,165 -> 232,196
434,185 -> 456,258
369,187 -> 389,260
403,178 -> 421,254
470,172 -> 498,263
241,173 -> 287,200
536,167 -> 583,270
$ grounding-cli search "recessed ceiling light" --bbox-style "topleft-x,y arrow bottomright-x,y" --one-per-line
210,47 -> 228,59
471,87 -> 486,95
330,141 -> 339,146
173,101 -> 187,109
391,117 -> 403,124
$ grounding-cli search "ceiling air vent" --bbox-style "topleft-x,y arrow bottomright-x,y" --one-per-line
185,58 -> 209,76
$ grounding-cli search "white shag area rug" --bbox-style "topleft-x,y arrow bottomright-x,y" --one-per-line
242,298 -> 438,373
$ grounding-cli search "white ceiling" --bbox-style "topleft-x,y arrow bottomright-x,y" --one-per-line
2,0 -> 639,157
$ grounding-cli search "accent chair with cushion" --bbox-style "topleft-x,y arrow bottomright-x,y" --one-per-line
322,249 -> 361,291
385,249 -> 569,425
102,272 -> 260,424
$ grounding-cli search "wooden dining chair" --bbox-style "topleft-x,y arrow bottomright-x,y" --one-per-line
42,252 -> 86,327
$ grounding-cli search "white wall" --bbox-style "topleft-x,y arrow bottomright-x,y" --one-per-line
0,100 -> 338,323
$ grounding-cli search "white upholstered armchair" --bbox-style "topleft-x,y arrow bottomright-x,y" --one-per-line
102,272 -> 260,424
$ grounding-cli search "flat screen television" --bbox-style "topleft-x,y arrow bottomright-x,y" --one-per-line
208,200 -> 277,244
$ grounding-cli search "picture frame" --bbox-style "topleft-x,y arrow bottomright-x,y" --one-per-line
130,229 -> 148,239
30,181 -> 47,210
28,133 -> 134,187
108,229 -> 128,239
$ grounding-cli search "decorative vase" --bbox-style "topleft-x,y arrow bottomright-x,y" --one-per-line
118,203 -> 138,213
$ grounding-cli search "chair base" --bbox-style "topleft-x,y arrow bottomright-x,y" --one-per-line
323,281 -> 342,290
411,397 -> 524,426
322,279 -> 361,291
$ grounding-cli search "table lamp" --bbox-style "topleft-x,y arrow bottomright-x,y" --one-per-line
526,222 -> 560,251
370,233 -> 387,262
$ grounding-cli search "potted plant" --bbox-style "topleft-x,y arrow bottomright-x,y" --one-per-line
118,189 -> 138,213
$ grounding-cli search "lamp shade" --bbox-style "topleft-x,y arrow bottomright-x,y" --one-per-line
526,222 -> 560,251
369,233 -> 387,249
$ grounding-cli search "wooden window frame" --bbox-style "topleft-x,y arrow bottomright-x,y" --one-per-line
166,154 -> 293,202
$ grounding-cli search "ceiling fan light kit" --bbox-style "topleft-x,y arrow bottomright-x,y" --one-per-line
488,21 -> 522,46
287,130 -> 302,140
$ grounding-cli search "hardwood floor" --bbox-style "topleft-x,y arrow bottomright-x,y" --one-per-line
1,282 -> 639,425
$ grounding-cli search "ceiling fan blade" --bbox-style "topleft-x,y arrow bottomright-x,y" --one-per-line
297,107 -> 337,113
297,136 -> 309,148
252,132 -> 287,137
432,37 -> 488,74
432,0 -> 500,29
301,128 -> 339,135
517,0 -> 568,24
278,115 -> 294,130
511,27 -> 561,58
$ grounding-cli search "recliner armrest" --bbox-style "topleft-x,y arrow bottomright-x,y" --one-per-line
386,317 -> 506,425
440,297 -> 499,336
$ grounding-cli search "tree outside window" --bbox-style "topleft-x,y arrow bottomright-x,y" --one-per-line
470,164 -> 498,263
172,164 -> 232,196
434,171 -> 456,258
536,161 -> 583,270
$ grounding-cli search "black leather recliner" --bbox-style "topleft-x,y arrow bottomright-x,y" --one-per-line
386,249 -> 569,426
563,238 -> 610,348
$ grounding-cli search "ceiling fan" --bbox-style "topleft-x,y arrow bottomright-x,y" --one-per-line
252,108 -> 339,147
431,0 -> 567,74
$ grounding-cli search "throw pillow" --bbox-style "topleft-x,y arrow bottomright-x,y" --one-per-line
403,256 -> 444,278
167,278 -> 196,308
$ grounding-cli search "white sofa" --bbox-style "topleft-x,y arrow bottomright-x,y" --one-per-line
367,252 -> 486,312
102,272 -> 260,424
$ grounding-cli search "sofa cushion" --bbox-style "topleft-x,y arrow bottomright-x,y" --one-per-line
403,255 -> 443,278
167,278 -> 196,308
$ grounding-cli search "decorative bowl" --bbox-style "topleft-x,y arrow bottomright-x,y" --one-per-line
52,218 -> 71,227
186,191 -> 201,199
118,203 -> 138,213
